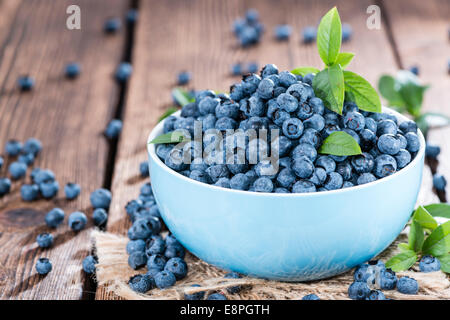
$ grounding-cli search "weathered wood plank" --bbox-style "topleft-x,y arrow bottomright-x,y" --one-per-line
382,0 -> 449,204
0,0 -> 129,299
97,0 -> 401,299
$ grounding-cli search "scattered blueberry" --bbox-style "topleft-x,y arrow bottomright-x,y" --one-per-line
425,143 -> 440,159
246,62 -> 259,74
104,17 -> 122,33
274,24 -> 292,41
302,294 -> 320,300
64,183 -> 81,200
397,276 -> 418,294
231,63 -> 243,76
36,258 -> 52,275
366,290 -> 387,300
139,161 -> 149,177
126,9 -> 139,25
90,188 -> 112,209
154,270 -> 176,289
93,208 -> 108,226
5,140 -> 22,156
65,62 -> 81,79
128,251 -> 148,270
433,173 -> 447,191
8,161 -> 27,180
36,233 -> 54,248
302,26 -> 316,43
39,180 -> 59,199
232,9 -> 264,47
184,284 -> 205,300
378,268 -> 397,290
68,211 -> 87,231
82,255 -> 98,274
348,282 -> 370,300
105,119 -> 123,139
224,272 -> 242,294
177,71 -> 191,85
409,65 -> 419,76
127,239 -> 146,255
164,257 -> 188,280
18,153 -> 34,166
341,23 -> 352,42
18,75 -> 35,91
115,62 -> 133,83
21,184 -> 39,202
45,208 -> 65,228
419,255 -> 441,273
128,274 -> 155,293
207,293 -> 227,300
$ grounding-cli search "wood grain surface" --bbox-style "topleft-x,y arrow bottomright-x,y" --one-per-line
0,0 -> 129,299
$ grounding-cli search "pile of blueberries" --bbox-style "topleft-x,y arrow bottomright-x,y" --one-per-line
124,182 -> 234,299
158,64 -> 421,193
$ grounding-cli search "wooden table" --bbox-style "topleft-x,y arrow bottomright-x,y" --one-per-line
0,0 -> 448,300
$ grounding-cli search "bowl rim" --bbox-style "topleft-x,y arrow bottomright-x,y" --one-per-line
147,107 -> 425,197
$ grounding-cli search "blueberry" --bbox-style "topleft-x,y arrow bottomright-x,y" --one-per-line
433,174 -> 447,191
365,117 -> 377,133
324,113 -> 339,125
207,293 -> 227,300
65,62 -> 81,78
324,172 -> 343,190
223,272 -> 242,294
342,23 -> 352,42
5,140 -> 22,156
292,156 -> 314,179
18,75 -> 35,91
302,294 -> 320,300
128,251 -> 148,270
231,63 -> 243,76
277,93 -> 298,112
330,155 -> 347,163
21,184 -> 39,201
246,62 -> 259,74
36,258 -> 52,275
199,97 -> 220,116
292,180 -> 316,193
126,239 -> 146,255
343,181 -> 354,188
115,62 -> 133,83
36,233 -> 54,248
304,114 -> 325,132
93,208 -> 108,226
272,109 -> 290,126
206,165 -> 229,183
246,95 -> 266,117
377,119 -> 397,136
68,211 -> 87,231
378,268 -> 397,290
256,78 -> 275,99
357,173 -> 376,185
137,161 -> 150,178
129,218 -> 153,240
146,236 -> 165,256
303,73 -> 314,86
366,290 -> 386,300
278,71 -> 297,88
282,118 -> 304,139
276,168 -> 296,188
215,101 -> 239,119
354,264 -> 372,282
64,183 -> 81,200
39,180 -> 59,199
309,97 -> 324,115
261,64 -> 278,78
177,71 -> 191,85
374,155 -> 397,178
399,120 -> 417,134
405,132 -> 420,153
308,167 -> 327,186
104,17 -> 121,33
252,177 -> 273,193
299,128 -> 322,148
343,112 -> 365,132
322,123 -> 341,138
336,162 -> 352,180
275,187 -> 289,193
395,149 -> 412,169
214,178 -> 231,188
128,274 -> 154,293
18,153 -> 34,166
105,119 -> 123,139
154,270 -> 176,289
302,26 -> 317,43
45,208 -> 65,228
34,169 -> 55,184
425,144 -> 440,158
397,276 -> 418,294
184,284 -> 206,300
156,145 -> 174,162
165,242 -> 186,259
419,255 -> 441,273
90,188 -> 112,209
351,152 -> 375,174
8,161 -> 27,180
274,24 -> 292,40
297,102 -> 314,120
163,116 -> 177,133
360,129 -> 377,151
348,282 -> 370,300
126,9 -> 139,24
0,156 -> 3,170
242,74 -> 262,95
215,117 -> 237,130
164,257 -> 188,280
82,255 -> 98,274
230,173 -> 251,190
315,156 -> 336,173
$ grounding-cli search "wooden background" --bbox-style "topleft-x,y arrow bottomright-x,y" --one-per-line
0,0 -> 448,300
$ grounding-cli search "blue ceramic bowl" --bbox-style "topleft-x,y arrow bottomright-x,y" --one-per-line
147,108 -> 425,281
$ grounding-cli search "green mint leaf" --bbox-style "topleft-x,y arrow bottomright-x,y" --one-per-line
396,71 -> 428,118
319,131 -> 362,156
422,220 -> 450,257
408,221 -> 424,253
413,206 -> 438,230
312,65 -> 345,114
424,203 -> 450,219
398,243 -> 411,253
343,71 -> 382,113
291,67 -> 320,77
158,107 -> 179,122
317,7 -> 342,66
438,253 -> 450,273
378,74 -> 404,106
172,88 -> 194,107
333,52 -> 354,69
149,131 -> 188,144
385,250 -> 417,272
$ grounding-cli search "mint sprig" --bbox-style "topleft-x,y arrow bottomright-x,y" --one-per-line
292,7 -> 381,115
318,131 -> 362,156
386,205 -> 450,273
149,131 -> 188,144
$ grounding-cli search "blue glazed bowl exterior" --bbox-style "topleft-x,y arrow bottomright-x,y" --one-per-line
147,109 -> 425,281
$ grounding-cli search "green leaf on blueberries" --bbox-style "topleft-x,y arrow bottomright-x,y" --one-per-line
317,7 -> 342,66
313,65 -> 345,114
438,253 -> 450,273
385,250 -> 417,272
291,67 -> 320,77
424,203 -> 450,219
413,206 -> 438,231
378,75 -> 404,106
172,88 -> 194,107
149,131 -> 188,144
343,71 -> 382,113
398,243 -> 412,253
408,221 -> 424,253
422,220 -> 450,257
158,106 -> 179,122
319,131 -> 362,156
333,52 -> 354,69
396,70 -> 429,118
